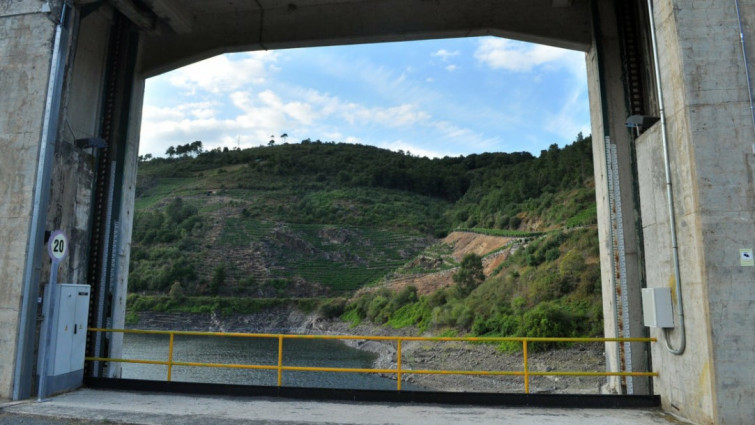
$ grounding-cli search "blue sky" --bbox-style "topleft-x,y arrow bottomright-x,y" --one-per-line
139,37 -> 590,159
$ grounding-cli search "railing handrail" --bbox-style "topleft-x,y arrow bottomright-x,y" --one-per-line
86,328 -> 657,393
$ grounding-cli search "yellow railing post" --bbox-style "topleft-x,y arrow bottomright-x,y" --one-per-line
277,335 -> 284,387
396,339 -> 402,391
523,339 -> 529,394
167,332 -> 175,382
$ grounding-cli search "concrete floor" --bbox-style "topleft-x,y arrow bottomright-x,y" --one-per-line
0,389 -> 692,425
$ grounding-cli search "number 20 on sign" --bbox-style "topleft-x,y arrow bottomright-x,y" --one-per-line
47,230 -> 68,263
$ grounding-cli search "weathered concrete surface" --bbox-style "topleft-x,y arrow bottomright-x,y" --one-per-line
635,1 -> 755,425
0,5 -> 57,400
137,0 -> 593,77
52,5 -> 112,289
47,142 -> 94,286
0,389 -> 686,425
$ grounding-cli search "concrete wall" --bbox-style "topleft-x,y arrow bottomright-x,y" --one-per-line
0,2 -> 57,400
636,1 -> 755,424
0,2 -> 114,400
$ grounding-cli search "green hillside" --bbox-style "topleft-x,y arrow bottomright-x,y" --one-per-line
128,134 -> 601,338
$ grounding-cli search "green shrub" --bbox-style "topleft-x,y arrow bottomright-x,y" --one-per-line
453,254 -> 484,296
519,302 -> 577,351
341,308 -> 363,327
124,311 -> 139,326
387,301 -> 431,331
318,298 -> 347,318
367,295 -> 390,324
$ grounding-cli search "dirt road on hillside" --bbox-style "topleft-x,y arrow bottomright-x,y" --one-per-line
382,232 -> 515,295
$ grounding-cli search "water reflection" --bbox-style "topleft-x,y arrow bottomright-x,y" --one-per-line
122,333 -> 424,391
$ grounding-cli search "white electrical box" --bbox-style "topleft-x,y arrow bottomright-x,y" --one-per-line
39,283 -> 90,394
641,287 -> 674,328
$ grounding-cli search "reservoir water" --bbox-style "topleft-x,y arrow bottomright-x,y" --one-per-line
122,333 -> 425,391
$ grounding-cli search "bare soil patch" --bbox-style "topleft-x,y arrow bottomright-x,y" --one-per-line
442,232 -> 512,261
377,232 -> 515,295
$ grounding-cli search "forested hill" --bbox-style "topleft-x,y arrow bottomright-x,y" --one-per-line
129,134 -> 596,299
137,134 -> 594,228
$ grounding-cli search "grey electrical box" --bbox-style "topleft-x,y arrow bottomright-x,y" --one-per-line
641,287 -> 674,328
38,284 -> 90,395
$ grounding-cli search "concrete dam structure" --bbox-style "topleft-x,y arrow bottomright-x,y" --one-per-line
0,1 -> 752,424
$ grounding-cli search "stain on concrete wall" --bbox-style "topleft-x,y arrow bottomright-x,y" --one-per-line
45,141 -> 94,285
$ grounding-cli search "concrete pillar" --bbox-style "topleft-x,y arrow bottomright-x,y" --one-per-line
587,0 -> 650,395
0,1 -> 61,400
636,1 -> 754,424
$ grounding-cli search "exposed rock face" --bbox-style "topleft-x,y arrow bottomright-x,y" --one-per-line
131,307 -> 313,333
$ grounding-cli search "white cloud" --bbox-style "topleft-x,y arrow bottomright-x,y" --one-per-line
432,49 -> 460,61
445,64 -> 458,72
289,86 -> 432,129
166,51 -> 278,94
543,85 -> 591,141
362,104 -> 431,128
474,38 -> 584,76
142,104 -> 184,122
141,82 -> 436,156
381,140 -> 449,159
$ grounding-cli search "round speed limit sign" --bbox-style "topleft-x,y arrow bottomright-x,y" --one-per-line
47,230 -> 68,262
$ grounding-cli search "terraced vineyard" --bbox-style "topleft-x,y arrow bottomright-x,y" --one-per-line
130,148 -> 446,296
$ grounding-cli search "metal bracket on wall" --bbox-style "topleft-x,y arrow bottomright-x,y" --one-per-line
75,138 -> 108,149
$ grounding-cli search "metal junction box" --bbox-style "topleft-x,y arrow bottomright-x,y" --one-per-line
38,284 -> 91,395
641,287 -> 674,328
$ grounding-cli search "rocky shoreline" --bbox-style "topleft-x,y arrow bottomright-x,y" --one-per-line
129,308 -> 608,394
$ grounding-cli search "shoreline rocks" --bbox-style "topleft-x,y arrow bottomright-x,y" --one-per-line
128,308 -> 607,394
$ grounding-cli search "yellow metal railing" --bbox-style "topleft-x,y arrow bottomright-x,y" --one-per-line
86,328 -> 657,394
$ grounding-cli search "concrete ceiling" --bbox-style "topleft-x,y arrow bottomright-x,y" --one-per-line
80,0 -> 593,77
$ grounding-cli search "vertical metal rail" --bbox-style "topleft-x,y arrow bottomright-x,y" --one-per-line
36,281 -> 59,401
92,161 -> 117,375
734,0 -> 755,138
277,335 -> 284,387
13,2 -> 72,400
609,144 -> 633,394
86,12 -> 126,377
167,333 -> 175,382
396,339 -> 403,391
523,340 -> 530,394
618,0 -> 648,117
86,9 -> 140,379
